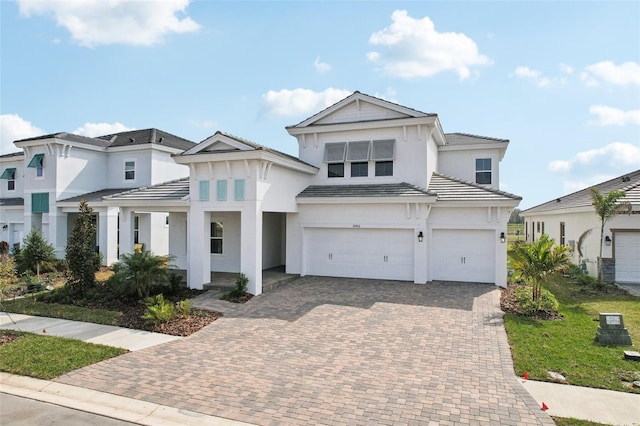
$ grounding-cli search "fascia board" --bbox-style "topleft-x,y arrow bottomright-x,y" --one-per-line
433,200 -> 521,208
108,144 -> 183,155
174,150 -> 318,174
15,138 -> 107,153
297,196 -> 437,205
439,142 -> 509,152
286,116 -> 438,136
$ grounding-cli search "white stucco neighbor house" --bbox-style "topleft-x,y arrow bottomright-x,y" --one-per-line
0,129 -> 196,263
1,92 -> 522,295
521,170 -> 640,284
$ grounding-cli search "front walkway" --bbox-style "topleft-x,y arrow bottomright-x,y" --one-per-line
55,277 -> 554,425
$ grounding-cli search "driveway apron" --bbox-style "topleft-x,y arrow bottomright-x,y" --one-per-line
56,277 -> 554,425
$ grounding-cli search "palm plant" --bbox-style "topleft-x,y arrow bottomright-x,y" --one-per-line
510,234 -> 572,302
119,250 -> 170,298
590,188 -> 628,284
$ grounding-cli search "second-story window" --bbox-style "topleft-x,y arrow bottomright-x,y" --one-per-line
324,142 -> 346,178
475,158 -> 492,184
27,154 -> 44,178
124,161 -> 135,181
1,168 -> 16,190
372,140 -> 395,177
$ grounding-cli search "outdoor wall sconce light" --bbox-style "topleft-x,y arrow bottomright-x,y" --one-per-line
500,232 -> 506,243
1,224 -> 7,230
605,236 -> 612,246
417,231 -> 424,243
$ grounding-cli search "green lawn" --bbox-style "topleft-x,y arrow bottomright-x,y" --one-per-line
0,330 -> 126,379
504,277 -> 640,393
1,296 -> 121,325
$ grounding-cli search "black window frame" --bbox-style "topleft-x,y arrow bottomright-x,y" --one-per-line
475,158 -> 492,185
350,162 -> 368,177
375,161 -> 393,177
328,163 -> 345,178
210,222 -> 223,254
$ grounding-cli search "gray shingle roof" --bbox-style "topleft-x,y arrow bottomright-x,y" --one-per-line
444,133 -> 509,146
98,128 -> 196,151
15,132 -> 112,148
59,188 -> 132,203
0,152 -> 24,159
428,173 -> 522,201
297,183 -> 435,198
104,178 -> 189,201
0,198 -> 24,207
523,169 -> 640,214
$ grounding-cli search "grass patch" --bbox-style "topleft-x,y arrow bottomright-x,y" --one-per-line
1,296 -> 121,325
504,277 -> 640,393
552,418 -> 609,426
0,330 -> 126,379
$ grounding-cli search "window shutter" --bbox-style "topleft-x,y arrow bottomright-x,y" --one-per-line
31,192 -> 49,213
234,179 -> 245,201
27,154 -> 44,168
0,168 -> 16,179
216,180 -> 227,201
371,140 -> 395,160
199,180 -> 209,201
346,141 -> 370,161
324,143 -> 347,163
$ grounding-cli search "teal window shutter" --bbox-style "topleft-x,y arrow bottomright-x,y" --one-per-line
0,168 -> 16,179
234,179 -> 245,201
199,180 -> 210,201
31,192 -> 49,213
216,180 -> 227,201
27,154 -> 44,168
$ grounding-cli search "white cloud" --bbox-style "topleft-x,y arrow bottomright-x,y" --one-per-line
17,0 -> 200,47
559,63 -> 574,74
581,61 -> 640,87
73,122 -> 134,137
548,142 -> 640,174
261,88 -> 352,117
589,105 -> 640,126
314,57 -> 332,73
366,10 -> 491,79
0,114 -> 45,154
512,66 -> 565,88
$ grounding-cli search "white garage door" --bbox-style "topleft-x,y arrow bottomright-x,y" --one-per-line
431,229 -> 495,283
304,228 -> 414,281
615,232 -> 640,284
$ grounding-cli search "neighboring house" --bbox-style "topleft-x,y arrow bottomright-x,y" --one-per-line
521,170 -> 640,284
1,92 -> 522,294
0,129 -> 195,263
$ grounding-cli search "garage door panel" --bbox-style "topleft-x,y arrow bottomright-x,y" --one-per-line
431,229 -> 495,283
615,232 -> 640,284
304,228 -> 414,281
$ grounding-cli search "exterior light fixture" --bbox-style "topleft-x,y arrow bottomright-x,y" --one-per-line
500,232 -> 506,243
605,236 -> 612,246
417,231 -> 424,243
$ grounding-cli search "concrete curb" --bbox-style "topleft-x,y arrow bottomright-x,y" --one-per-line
0,373 -> 254,426
521,379 -> 640,426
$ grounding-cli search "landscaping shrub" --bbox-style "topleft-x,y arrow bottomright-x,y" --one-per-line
119,250 -> 171,298
175,299 -> 191,317
15,227 -> 57,277
515,284 -> 559,316
142,294 -> 175,325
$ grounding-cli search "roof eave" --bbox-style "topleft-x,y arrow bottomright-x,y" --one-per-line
297,195 -> 437,204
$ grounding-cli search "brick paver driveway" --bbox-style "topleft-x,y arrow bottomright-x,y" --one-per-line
57,277 -> 554,425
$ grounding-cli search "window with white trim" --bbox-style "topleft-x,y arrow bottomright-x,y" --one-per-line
28,154 -> 44,178
475,158 -> 492,184
1,168 -> 16,190
323,140 -> 395,178
124,161 -> 135,181
210,222 -> 223,254
133,215 -> 140,244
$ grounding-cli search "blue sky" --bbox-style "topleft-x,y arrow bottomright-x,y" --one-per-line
1,0 -> 638,209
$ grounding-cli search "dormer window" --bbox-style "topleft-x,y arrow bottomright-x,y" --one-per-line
124,161 -> 135,181
475,158 -> 492,185
28,154 -> 44,178
0,168 -> 16,190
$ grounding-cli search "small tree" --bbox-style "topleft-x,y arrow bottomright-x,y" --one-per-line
591,188 -> 628,284
0,254 -> 19,299
119,250 -> 170,298
510,234 -> 572,302
66,199 -> 98,295
18,227 -> 57,280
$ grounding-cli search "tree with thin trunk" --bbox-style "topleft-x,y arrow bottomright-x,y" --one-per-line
18,227 -> 57,280
590,188 -> 628,284
510,234 -> 572,302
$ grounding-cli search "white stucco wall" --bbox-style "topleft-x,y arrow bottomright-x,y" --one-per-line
169,212 -> 188,269
55,148 -> 108,200
150,150 -> 189,184
262,212 -> 285,269
210,211 -> 241,273
0,156 -> 24,199
106,150 -> 153,189
437,148 -> 501,190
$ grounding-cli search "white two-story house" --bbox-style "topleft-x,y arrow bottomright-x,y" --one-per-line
1,92 -> 521,294
0,129 -> 195,263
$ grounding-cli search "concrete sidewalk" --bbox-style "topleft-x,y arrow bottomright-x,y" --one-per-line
0,312 -> 181,351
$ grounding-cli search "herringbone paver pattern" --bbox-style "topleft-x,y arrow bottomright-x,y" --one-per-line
57,277 -> 554,425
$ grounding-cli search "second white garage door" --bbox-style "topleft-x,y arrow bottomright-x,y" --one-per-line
615,232 -> 640,284
431,229 -> 495,283
304,228 -> 414,281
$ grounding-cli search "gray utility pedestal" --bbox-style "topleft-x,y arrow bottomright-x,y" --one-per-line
595,313 -> 632,346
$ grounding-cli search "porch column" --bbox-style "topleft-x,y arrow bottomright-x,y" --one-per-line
241,203 -> 263,295
99,207 -> 119,265
48,210 -> 67,259
119,208 -> 134,256
187,207 -> 210,289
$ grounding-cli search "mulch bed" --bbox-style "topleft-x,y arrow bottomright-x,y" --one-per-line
500,283 -> 563,320
117,304 -> 221,336
0,331 -> 22,347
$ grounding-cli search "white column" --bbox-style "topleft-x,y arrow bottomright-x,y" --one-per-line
241,203 -> 263,295
187,207 -> 210,289
48,210 -> 66,259
99,207 -> 119,265
119,208 -> 134,256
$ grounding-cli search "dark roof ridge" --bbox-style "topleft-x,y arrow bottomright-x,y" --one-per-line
431,172 -> 522,200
